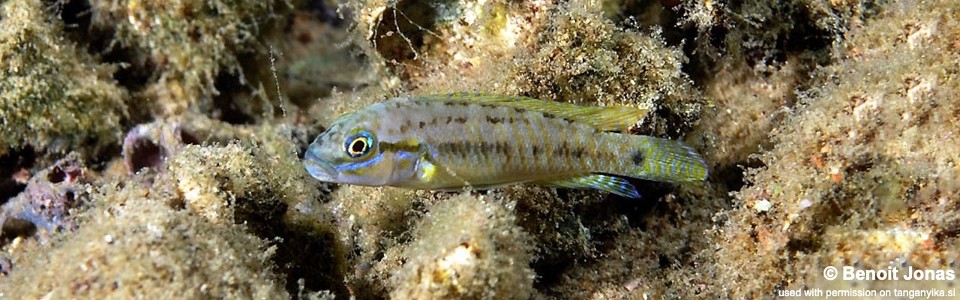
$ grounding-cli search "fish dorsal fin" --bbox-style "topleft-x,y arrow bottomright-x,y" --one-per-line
417,93 -> 647,132
535,174 -> 641,199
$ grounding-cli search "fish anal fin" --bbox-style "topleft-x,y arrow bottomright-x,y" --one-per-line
536,174 -> 640,199
418,93 -> 647,132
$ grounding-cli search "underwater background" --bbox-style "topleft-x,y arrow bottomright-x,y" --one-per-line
1,0 -> 958,298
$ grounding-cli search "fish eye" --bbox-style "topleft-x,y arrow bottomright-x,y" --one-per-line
344,132 -> 375,158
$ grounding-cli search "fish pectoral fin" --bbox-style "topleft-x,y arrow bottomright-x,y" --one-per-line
536,174 -> 641,199
415,155 -> 463,185
416,156 -> 441,182
420,93 -> 647,132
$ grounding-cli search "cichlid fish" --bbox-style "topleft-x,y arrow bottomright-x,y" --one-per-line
303,93 -> 708,198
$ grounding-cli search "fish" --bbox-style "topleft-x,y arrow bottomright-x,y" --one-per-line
303,93 -> 708,199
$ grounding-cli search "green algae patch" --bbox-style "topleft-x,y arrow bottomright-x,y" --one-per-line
0,0 -> 127,156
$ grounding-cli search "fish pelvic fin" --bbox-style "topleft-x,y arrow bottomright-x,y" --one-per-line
418,93 -> 647,132
628,136 -> 709,183
536,174 -> 641,199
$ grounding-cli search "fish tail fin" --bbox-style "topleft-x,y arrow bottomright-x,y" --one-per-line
625,136 -> 709,183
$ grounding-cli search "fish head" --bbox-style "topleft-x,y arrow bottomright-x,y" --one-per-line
303,108 -> 403,186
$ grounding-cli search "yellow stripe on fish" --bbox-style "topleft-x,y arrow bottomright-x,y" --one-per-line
303,93 -> 708,198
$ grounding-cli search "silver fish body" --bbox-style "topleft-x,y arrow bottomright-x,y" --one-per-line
304,93 -> 708,198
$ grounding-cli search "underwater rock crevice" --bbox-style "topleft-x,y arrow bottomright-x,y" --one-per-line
371,0 -> 442,68
0,148 -> 35,206
212,70 -> 260,125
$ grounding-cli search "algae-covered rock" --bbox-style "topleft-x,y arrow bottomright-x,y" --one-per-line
325,185 -> 433,297
715,0 -> 960,296
161,120 -> 347,295
681,0 -> 880,67
0,182 -> 288,298
357,0 -> 705,136
0,0 -> 127,155
168,143 -> 286,225
390,194 -> 534,299
680,0 -> 883,174
4,0 -> 960,298
514,0 -> 703,136
89,0 -> 282,115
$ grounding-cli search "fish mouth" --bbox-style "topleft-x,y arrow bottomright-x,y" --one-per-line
303,150 -> 338,181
